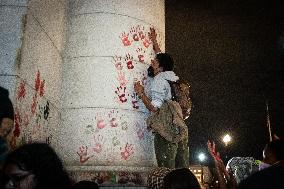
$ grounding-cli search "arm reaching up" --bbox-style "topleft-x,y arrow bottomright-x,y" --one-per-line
149,27 -> 161,54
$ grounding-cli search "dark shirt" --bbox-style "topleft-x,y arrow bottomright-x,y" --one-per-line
0,137 -> 8,165
237,162 -> 284,189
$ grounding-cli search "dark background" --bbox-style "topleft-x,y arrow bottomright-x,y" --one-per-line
165,0 -> 284,164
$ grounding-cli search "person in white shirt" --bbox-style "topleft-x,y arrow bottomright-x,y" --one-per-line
134,28 -> 189,168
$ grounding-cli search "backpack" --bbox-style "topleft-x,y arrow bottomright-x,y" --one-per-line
168,80 -> 192,120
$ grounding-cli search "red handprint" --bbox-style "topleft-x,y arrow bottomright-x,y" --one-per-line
115,86 -> 127,103
120,32 -> 132,46
121,143 -> 134,160
137,25 -> 146,40
110,117 -> 118,127
93,135 -> 104,153
136,47 -> 146,63
97,119 -> 105,129
131,93 -> 139,109
130,27 -> 139,41
142,37 -> 150,48
136,122 -> 146,140
117,71 -> 128,87
77,146 -> 94,164
125,53 -> 134,69
113,56 -> 123,71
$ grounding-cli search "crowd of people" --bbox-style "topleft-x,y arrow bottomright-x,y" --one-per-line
1,27 -> 284,188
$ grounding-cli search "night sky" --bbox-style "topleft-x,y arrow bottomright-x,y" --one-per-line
165,0 -> 284,164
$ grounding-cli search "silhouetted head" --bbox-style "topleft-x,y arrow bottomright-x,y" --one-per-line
263,139 -> 284,165
3,143 -> 71,189
72,180 -> 99,189
163,168 -> 201,189
0,86 -> 14,124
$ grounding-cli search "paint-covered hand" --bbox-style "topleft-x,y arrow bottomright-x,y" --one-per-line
134,81 -> 144,96
149,27 -> 157,43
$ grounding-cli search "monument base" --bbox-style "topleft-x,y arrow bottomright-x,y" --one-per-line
68,166 -> 155,188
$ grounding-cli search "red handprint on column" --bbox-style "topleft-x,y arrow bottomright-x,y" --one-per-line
113,56 -> 123,71
137,25 -> 146,40
97,119 -> 106,129
77,146 -> 94,164
131,93 -> 139,109
121,143 -> 134,160
125,53 -> 134,69
93,135 -> 104,153
142,37 -> 150,48
117,71 -> 128,88
136,122 -> 146,140
136,47 -> 146,63
115,86 -> 127,103
120,32 -> 132,46
130,27 -> 139,41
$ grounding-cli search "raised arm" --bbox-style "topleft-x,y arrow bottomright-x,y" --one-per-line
149,27 -> 161,54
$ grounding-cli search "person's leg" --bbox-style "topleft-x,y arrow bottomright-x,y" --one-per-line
154,133 -> 177,168
175,138 -> 189,168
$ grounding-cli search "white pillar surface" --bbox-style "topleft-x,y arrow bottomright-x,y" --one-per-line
0,0 -> 28,100
60,0 -> 165,172
1,0 -> 67,150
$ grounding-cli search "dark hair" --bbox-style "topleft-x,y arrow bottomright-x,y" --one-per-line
72,180 -> 99,189
156,53 -> 174,71
163,168 -> 201,189
0,86 -> 14,124
265,139 -> 284,160
3,143 -> 72,189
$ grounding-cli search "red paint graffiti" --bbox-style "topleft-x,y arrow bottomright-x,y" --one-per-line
39,80 -> 45,97
35,70 -> 41,92
121,143 -> 134,160
115,86 -> 127,103
120,32 -> 132,46
125,54 -> 134,69
77,146 -> 94,164
97,119 -> 106,129
17,80 -> 26,100
31,94 -> 38,115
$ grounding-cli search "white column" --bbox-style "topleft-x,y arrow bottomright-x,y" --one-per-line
59,0 -> 165,174
0,0 -> 28,100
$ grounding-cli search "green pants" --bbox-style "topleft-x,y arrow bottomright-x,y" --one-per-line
154,133 -> 189,169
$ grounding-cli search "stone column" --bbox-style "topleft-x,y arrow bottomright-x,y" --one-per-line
0,0 -> 28,100
59,0 -> 165,183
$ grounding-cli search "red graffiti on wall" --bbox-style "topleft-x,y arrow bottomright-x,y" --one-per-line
125,54 -> 134,69
130,27 -> 139,41
117,71 -> 128,87
136,47 -> 146,63
77,146 -> 94,164
120,32 -> 132,46
97,119 -> 106,129
115,86 -> 127,103
121,143 -> 134,160
39,80 -> 45,97
17,80 -> 26,100
93,134 -> 104,153
131,93 -> 139,109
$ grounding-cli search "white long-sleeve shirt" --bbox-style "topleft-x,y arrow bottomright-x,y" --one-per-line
149,71 -> 179,108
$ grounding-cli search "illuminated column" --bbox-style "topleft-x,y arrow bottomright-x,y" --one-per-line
0,0 -> 28,99
59,0 -> 165,177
